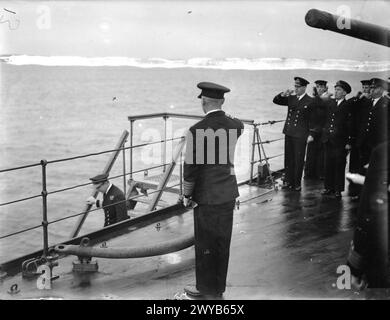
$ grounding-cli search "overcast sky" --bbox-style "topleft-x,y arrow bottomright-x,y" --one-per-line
0,0 -> 389,61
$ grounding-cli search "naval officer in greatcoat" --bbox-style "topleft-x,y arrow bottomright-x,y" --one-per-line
86,173 -> 130,227
182,82 -> 244,299
273,77 -> 314,191
347,141 -> 389,289
348,80 -> 372,198
320,81 -> 353,199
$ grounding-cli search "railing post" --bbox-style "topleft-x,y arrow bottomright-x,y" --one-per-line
162,115 -> 168,173
179,151 -> 183,195
40,159 -> 49,258
250,124 -> 257,183
256,127 -> 276,190
122,142 -> 127,196
129,120 -> 134,180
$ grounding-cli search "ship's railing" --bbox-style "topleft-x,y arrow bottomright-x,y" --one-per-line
0,136 -> 183,258
0,112 -> 285,265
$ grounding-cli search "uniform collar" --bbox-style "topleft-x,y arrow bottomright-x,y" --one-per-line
105,183 -> 113,195
205,109 -> 224,117
336,98 -> 345,106
373,96 -> 381,106
296,93 -> 306,101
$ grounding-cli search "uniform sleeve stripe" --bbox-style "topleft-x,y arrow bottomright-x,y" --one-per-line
183,180 -> 195,196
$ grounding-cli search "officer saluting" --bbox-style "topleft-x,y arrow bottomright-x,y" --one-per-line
273,77 -> 314,191
183,82 -> 244,299
86,173 -> 130,227
304,80 -> 328,180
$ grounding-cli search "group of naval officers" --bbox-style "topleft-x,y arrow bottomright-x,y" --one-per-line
85,78 -> 388,299
274,76 -> 389,200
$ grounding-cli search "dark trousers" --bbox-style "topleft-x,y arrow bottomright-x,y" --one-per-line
324,141 -> 348,192
358,144 -> 372,174
194,201 -> 235,295
284,135 -> 307,188
304,137 -> 324,178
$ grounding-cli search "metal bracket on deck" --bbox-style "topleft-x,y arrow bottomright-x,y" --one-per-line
72,238 -> 99,273
22,251 -> 59,280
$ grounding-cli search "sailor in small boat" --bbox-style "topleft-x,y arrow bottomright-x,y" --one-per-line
273,76 -> 314,191
86,173 -> 130,227
182,81 -> 244,299
320,80 -> 353,199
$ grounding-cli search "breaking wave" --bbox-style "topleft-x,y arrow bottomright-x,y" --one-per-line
1,55 -> 390,72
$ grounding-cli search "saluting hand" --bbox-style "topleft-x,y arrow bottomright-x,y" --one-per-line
281,89 -> 294,97
321,92 -> 333,99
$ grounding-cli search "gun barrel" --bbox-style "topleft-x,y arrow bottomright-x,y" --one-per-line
305,9 -> 390,47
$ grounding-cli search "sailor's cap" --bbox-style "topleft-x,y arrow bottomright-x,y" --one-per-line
314,80 -> 327,86
90,173 -> 109,184
360,80 -> 371,86
197,82 -> 230,99
294,77 -> 309,86
335,80 -> 352,94
370,78 -> 387,89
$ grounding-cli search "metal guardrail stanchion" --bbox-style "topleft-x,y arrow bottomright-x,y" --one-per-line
40,159 -> 49,258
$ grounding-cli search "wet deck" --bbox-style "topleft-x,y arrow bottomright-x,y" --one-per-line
1,179 -> 388,299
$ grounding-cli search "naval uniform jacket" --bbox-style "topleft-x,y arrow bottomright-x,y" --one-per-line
183,110 -> 244,205
320,98 -> 352,146
364,96 -> 389,151
100,184 -> 129,227
273,93 -> 315,139
350,96 -> 372,148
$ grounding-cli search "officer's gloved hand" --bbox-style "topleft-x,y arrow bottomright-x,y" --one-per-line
346,173 -> 365,185
86,196 -> 97,206
307,135 -> 314,143
182,196 -> 197,208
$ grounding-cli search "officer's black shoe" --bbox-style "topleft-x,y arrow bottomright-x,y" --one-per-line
321,189 -> 333,195
294,186 -> 302,191
281,184 -> 292,190
205,293 -> 223,300
184,285 -> 202,297
334,192 -> 342,199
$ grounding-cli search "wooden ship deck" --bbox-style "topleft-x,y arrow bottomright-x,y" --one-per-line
2,177 -> 388,300
1,112 -> 388,300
